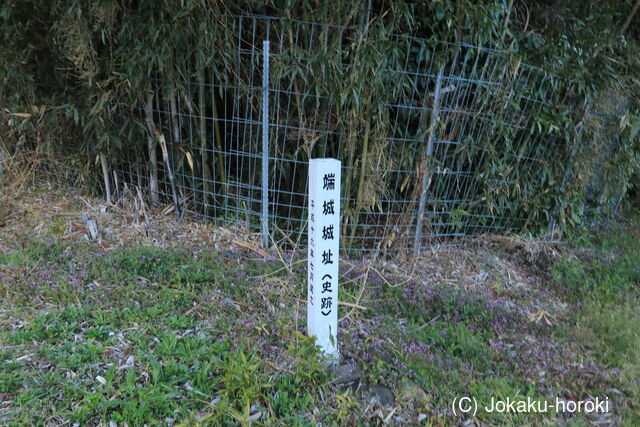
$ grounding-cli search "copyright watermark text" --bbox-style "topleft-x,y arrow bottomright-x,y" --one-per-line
452,396 -> 610,416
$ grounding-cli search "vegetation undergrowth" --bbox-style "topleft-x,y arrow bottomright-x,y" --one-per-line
553,210 -> 640,424
0,192 -> 638,424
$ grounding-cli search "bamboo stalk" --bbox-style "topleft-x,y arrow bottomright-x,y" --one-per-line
413,66 -> 444,256
112,170 -> 119,201
499,0 -> 514,47
348,119 -> 371,248
168,78 -> 181,156
99,153 -> 112,204
144,92 -> 181,219
137,164 -> 142,190
287,28 -> 311,155
197,45 -> 211,215
144,87 -> 160,205
621,0 -> 640,35
0,143 -> 4,183
166,57 -> 185,209
341,128 -> 356,249
211,66 -> 227,209
148,130 -> 159,204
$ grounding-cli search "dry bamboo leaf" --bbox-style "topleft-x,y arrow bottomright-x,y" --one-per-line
528,309 -> 555,326
160,204 -> 174,216
179,147 -> 194,171
232,238 -> 269,258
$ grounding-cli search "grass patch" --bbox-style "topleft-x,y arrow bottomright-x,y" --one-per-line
552,214 -> 640,423
553,214 -> 640,301
575,298 -> 640,422
0,238 -> 328,425
2,210 -> 639,424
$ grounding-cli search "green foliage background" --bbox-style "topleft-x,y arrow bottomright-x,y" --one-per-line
1,0 -> 639,235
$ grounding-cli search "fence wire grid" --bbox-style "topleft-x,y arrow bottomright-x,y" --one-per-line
116,14 -> 578,254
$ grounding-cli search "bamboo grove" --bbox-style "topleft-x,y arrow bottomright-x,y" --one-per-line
1,1 -> 639,251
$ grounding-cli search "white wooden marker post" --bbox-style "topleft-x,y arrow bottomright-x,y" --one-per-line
308,158 -> 341,358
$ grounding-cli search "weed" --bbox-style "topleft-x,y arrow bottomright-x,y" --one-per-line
2,214 -> 639,425
334,391 -> 358,424
552,216 -> 640,423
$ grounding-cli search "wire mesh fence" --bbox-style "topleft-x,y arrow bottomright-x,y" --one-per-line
116,14 -> 579,254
